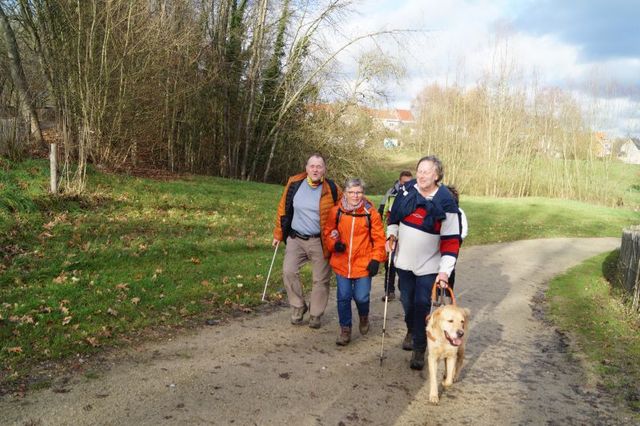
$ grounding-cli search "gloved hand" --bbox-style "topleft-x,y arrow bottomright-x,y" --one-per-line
367,260 -> 380,277
334,241 -> 346,253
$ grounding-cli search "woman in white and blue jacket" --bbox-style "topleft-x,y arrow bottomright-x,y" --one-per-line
385,155 -> 461,371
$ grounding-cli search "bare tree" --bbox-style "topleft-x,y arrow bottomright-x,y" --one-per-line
0,2 -> 43,145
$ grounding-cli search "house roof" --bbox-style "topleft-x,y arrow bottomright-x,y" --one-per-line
366,108 -> 415,122
306,103 -> 415,123
396,109 -> 415,122
630,137 -> 640,150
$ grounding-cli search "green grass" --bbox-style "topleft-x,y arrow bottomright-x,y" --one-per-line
363,149 -> 640,209
460,196 -> 638,246
0,158 -> 638,388
1,160 -> 287,383
547,251 -> 640,414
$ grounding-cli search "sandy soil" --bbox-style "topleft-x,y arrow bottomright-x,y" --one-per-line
1,237 -> 637,426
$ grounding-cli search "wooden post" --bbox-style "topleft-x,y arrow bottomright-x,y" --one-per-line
50,142 -> 57,193
619,226 -> 640,311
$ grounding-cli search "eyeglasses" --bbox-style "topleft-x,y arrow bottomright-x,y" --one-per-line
347,191 -> 364,196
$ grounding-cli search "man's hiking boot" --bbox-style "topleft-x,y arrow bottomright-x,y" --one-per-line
290,303 -> 308,325
336,326 -> 352,346
381,292 -> 396,302
308,315 -> 321,329
359,315 -> 369,335
410,348 -> 426,370
402,331 -> 413,351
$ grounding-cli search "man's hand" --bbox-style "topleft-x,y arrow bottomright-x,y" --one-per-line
272,238 -> 280,247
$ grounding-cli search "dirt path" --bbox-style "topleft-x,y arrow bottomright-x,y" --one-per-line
2,237 -> 636,425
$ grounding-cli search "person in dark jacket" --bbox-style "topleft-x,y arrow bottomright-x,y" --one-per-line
378,170 -> 413,301
273,153 -> 341,328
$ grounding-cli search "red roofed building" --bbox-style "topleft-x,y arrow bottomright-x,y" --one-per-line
366,108 -> 415,131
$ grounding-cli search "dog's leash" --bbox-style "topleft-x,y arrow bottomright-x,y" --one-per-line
431,279 -> 456,308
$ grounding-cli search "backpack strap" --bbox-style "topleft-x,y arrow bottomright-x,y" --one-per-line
327,179 -> 338,203
335,206 -> 373,246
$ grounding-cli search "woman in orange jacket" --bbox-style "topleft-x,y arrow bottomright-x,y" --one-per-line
324,178 -> 387,346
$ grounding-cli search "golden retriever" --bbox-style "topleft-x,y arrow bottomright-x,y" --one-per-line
426,304 -> 470,404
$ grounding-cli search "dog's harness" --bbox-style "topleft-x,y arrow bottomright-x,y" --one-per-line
427,279 -> 457,342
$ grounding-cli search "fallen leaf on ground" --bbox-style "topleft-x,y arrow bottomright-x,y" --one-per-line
86,337 -> 100,347
53,272 -> 68,284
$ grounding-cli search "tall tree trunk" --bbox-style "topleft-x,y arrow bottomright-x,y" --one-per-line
239,0 -> 268,180
0,3 -> 44,145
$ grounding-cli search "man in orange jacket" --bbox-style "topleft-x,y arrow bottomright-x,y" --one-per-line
272,153 -> 341,328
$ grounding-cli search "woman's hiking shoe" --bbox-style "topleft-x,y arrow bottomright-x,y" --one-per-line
402,331 -> 413,351
358,315 -> 369,335
290,304 -> 308,325
308,315 -> 321,329
336,326 -> 352,346
410,349 -> 426,370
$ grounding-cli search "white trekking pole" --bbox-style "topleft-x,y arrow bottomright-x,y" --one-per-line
379,249 -> 394,365
261,242 -> 280,302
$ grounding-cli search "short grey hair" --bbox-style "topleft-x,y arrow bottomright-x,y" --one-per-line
417,155 -> 444,183
344,177 -> 365,191
306,152 -> 326,167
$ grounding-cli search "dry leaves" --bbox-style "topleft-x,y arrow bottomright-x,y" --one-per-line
8,315 -> 34,324
53,272 -> 68,284
86,337 -> 100,347
115,283 -> 129,291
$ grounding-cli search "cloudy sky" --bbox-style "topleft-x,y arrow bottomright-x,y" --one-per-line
330,0 -> 640,137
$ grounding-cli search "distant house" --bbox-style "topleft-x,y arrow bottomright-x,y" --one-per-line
367,108 -> 415,132
594,132 -> 612,158
619,137 -> 640,165
306,103 -> 416,148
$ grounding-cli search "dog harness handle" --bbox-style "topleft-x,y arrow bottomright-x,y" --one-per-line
431,280 -> 456,306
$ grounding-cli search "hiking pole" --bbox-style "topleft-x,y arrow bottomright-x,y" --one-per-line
379,250 -> 394,365
261,242 -> 280,302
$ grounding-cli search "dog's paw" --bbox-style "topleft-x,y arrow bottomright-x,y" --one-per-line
442,379 -> 453,388
429,394 -> 439,404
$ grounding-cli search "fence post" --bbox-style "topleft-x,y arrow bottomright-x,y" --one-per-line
49,142 -> 57,193
619,226 -> 640,311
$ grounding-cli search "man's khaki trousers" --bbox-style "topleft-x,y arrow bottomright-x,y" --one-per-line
282,236 -> 332,317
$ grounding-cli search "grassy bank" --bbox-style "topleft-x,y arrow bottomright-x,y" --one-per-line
363,150 -> 640,210
547,251 -> 640,414
0,158 -> 638,387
